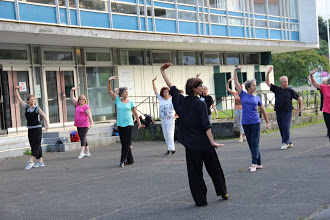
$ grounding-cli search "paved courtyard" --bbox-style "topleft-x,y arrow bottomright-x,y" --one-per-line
1,123 -> 330,220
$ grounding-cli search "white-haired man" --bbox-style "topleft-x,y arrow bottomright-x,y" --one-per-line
266,67 -> 302,150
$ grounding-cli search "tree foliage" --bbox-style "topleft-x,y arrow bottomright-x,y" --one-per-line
272,50 -> 329,85
318,16 -> 330,42
315,39 -> 328,56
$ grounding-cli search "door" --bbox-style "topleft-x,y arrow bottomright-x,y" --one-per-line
44,68 -> 76,124
0,65 -> 6,134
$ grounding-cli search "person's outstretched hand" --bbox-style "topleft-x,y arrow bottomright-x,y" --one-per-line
160,62 -> 172,71
211,141 -> 225,148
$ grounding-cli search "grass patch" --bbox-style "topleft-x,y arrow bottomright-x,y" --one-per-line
24,149 -> 31,156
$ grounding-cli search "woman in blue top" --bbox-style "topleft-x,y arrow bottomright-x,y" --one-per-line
108,76 -> 144,168
233,66 -> 270,173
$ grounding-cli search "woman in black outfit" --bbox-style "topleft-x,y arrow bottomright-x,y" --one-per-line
160,62 -> 228,207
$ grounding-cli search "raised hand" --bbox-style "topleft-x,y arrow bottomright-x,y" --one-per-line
196,73 -> 201,78
160,62 -> 172,71
152,76 -> 157,81
267,66 -> 273,74
109,76 -> 117,81
71,87 -> 79,90
235,65 -> 243,70
227,78 -> 233,82
310,68 -> 318,75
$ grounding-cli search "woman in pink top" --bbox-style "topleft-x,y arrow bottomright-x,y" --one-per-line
227,78 -> 246,143
310,69 -> 330,141
70,87 -> 94,159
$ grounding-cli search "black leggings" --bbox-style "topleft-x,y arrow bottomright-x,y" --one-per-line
77,127 -> 89,147
28,127 -> 43,159
118,126 -> 134,163
323,112 -> 330,141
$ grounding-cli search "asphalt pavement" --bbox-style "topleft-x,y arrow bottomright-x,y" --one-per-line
0,123 -> 330,220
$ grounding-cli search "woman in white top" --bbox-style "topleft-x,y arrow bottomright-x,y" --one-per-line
152,76 -> 176,155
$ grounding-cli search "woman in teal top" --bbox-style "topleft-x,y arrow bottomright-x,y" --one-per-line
108,76 -> 144,168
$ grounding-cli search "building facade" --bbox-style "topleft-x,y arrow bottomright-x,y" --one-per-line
0,0 -> 318,133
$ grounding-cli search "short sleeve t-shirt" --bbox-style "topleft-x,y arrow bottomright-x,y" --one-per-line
200,94 -> 214,115
270,84 -> 300,112
74,104 -> 90,127
157,94 -> 175,120
114,96 -> 135,127
320,84 -> 330,114
239,90 -> 262,125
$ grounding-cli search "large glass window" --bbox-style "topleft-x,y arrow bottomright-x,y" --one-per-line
210,15 -> 226,24
0,49 -> 27,60
209,0 -> 225,9
111,3 -> 137,14
255,19 -> 267,27
79,0 -> 108,11
246,54 -> 259,64
152,51 -> 172,64
225,53 -> 240,65
58,0 -> 75,7
290,23 -> 299,31
154,8 -> 175,19
44,51 -> 73,61
86,52 -> 111,61
268,0 -> 280,16
180,52 -> 197,65
229,17 -> 243,25
270,21 -> 281,29
227,0 -> 242,11
289,0 -> 298,18
177,0 -> 195,5
203,53 -> 220,65
254,0 -> 266,14
86,67 -> 115,121
178,11 -> 197,21
19,0 -> 55,5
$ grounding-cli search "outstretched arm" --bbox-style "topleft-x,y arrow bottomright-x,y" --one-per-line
266,66 -> 273,88
108,76 -> 117,101
310,68 -> 320,90
152,76 -> 158,95
233,66 -> 243,94
70,87 -> 79,105
226,78 -> 234,95
14,86 -> 26,108
38,109 -> 49,131
260,105 -> 270,129
160,62 -> 173,88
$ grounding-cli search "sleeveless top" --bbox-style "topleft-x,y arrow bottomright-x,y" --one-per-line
25,105 -> 41,128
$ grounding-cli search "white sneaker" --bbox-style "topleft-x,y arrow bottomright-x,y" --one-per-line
238,137 -> 243,143
78,153 -> 84,159
280,143 -> 289,150
25,162 -> 34,170
249,164 -> 257,172
288,143 -> 293,148
33,162 -> 45,168
84,153 -> 91,157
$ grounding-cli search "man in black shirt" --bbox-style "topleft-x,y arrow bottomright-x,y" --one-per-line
200,85 -> 218,122
266,67 -> 302,150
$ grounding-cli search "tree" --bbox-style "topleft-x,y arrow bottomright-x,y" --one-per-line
315,39 -> 328,57
318,16 -> 329,42
272,50 -> 329,86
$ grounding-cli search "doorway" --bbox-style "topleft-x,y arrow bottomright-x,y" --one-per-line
43,68 -> 76,124
0,64 -> 6,134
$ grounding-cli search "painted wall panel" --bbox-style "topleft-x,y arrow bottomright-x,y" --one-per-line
291,31 -> 299,41
0,1 -> 16,20
211,25 -> 227,36
155,2 -> 175,9
113,14 -> 138,30
179,21 -> 198,35
270,30 -> 281,40
255,28 -> 268,39
70,9 -> 77,25
20,4 -> 57,23
81,11 -> 110,28
59,8 -> 67,24
229,26 -> 244,37
155,19 -> 176,33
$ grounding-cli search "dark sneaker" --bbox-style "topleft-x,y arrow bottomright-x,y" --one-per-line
221,194 -> 229,200
25,162 -> 34,170
119,162 -> 124,168
171,151 -> 175,154
166,150 -> 172,156
124,161 -> 134,165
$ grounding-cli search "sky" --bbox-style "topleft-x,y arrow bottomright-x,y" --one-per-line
317,0 -> 330,19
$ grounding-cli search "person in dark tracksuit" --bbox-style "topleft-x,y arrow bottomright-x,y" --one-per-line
160,62 -> 228,207
15,86 -> 49,170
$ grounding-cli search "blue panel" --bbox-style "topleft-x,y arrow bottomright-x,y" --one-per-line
139,0 -> 144,3
148,18 -> 153,31
269,16 -> 280,21
146,1 -> 151,5
0,1 -> 16,20
59,8 -> 67,24
199,8 -> 202,12
211,24 -> 227,36
205,24 -> 209,35
140,17 -> 146,31
155,19 -> 176,33
255,28 -> 268,39
291,31 -> 299,41
70,9 -> 77,25
228,12 -> 243,17
115,0 -> 136,3
200,23 -> 203,35
210,9 -> 226,15
246,27 -> 249,37
155,2 -> 175,9
81,11 -> 109,28
113,14 -> 138,30
20,4 -> 56,23
254,15 -> 267,19
178,5 -> 196,11
229,26 -> 244,37
290,19 -> 298,23
179,21 -> 197,35
270,30 -> 281,40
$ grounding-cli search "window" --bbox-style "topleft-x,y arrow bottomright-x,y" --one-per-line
154,8 -> 175,19
208,0 -> 225,9
128,51 -> 144,65
225,53 -> 240,65
111,3 -> 137,14
180,52 -> 197,65
203,53 -> 220,65
268,0 -> 280,16
254,0 -> 266,14
199,13 -> 209,22
255,72 -> 266,84
290,23 -> 299,31
33,47 -> 40,64
19,0 -> 55,5
289,0 -> 298,18
177,0 -> 195,5
246,54 -> 259,64
210,15 -> 226,24
0,49 -> 27,60
270,21 -> 281,29
178,11 -> 197,21
44,51 -> 73,61
58,0 -> 75,7
80,0 -> 108,11
86,52 -> 111,61
255,19 -> 267,27
229,17 -> 243,25
152,51 -> 172,64
227,0 -> 242,11
237,71 -> 247,84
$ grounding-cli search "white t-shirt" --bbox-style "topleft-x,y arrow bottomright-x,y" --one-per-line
157,94 -> 175,120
